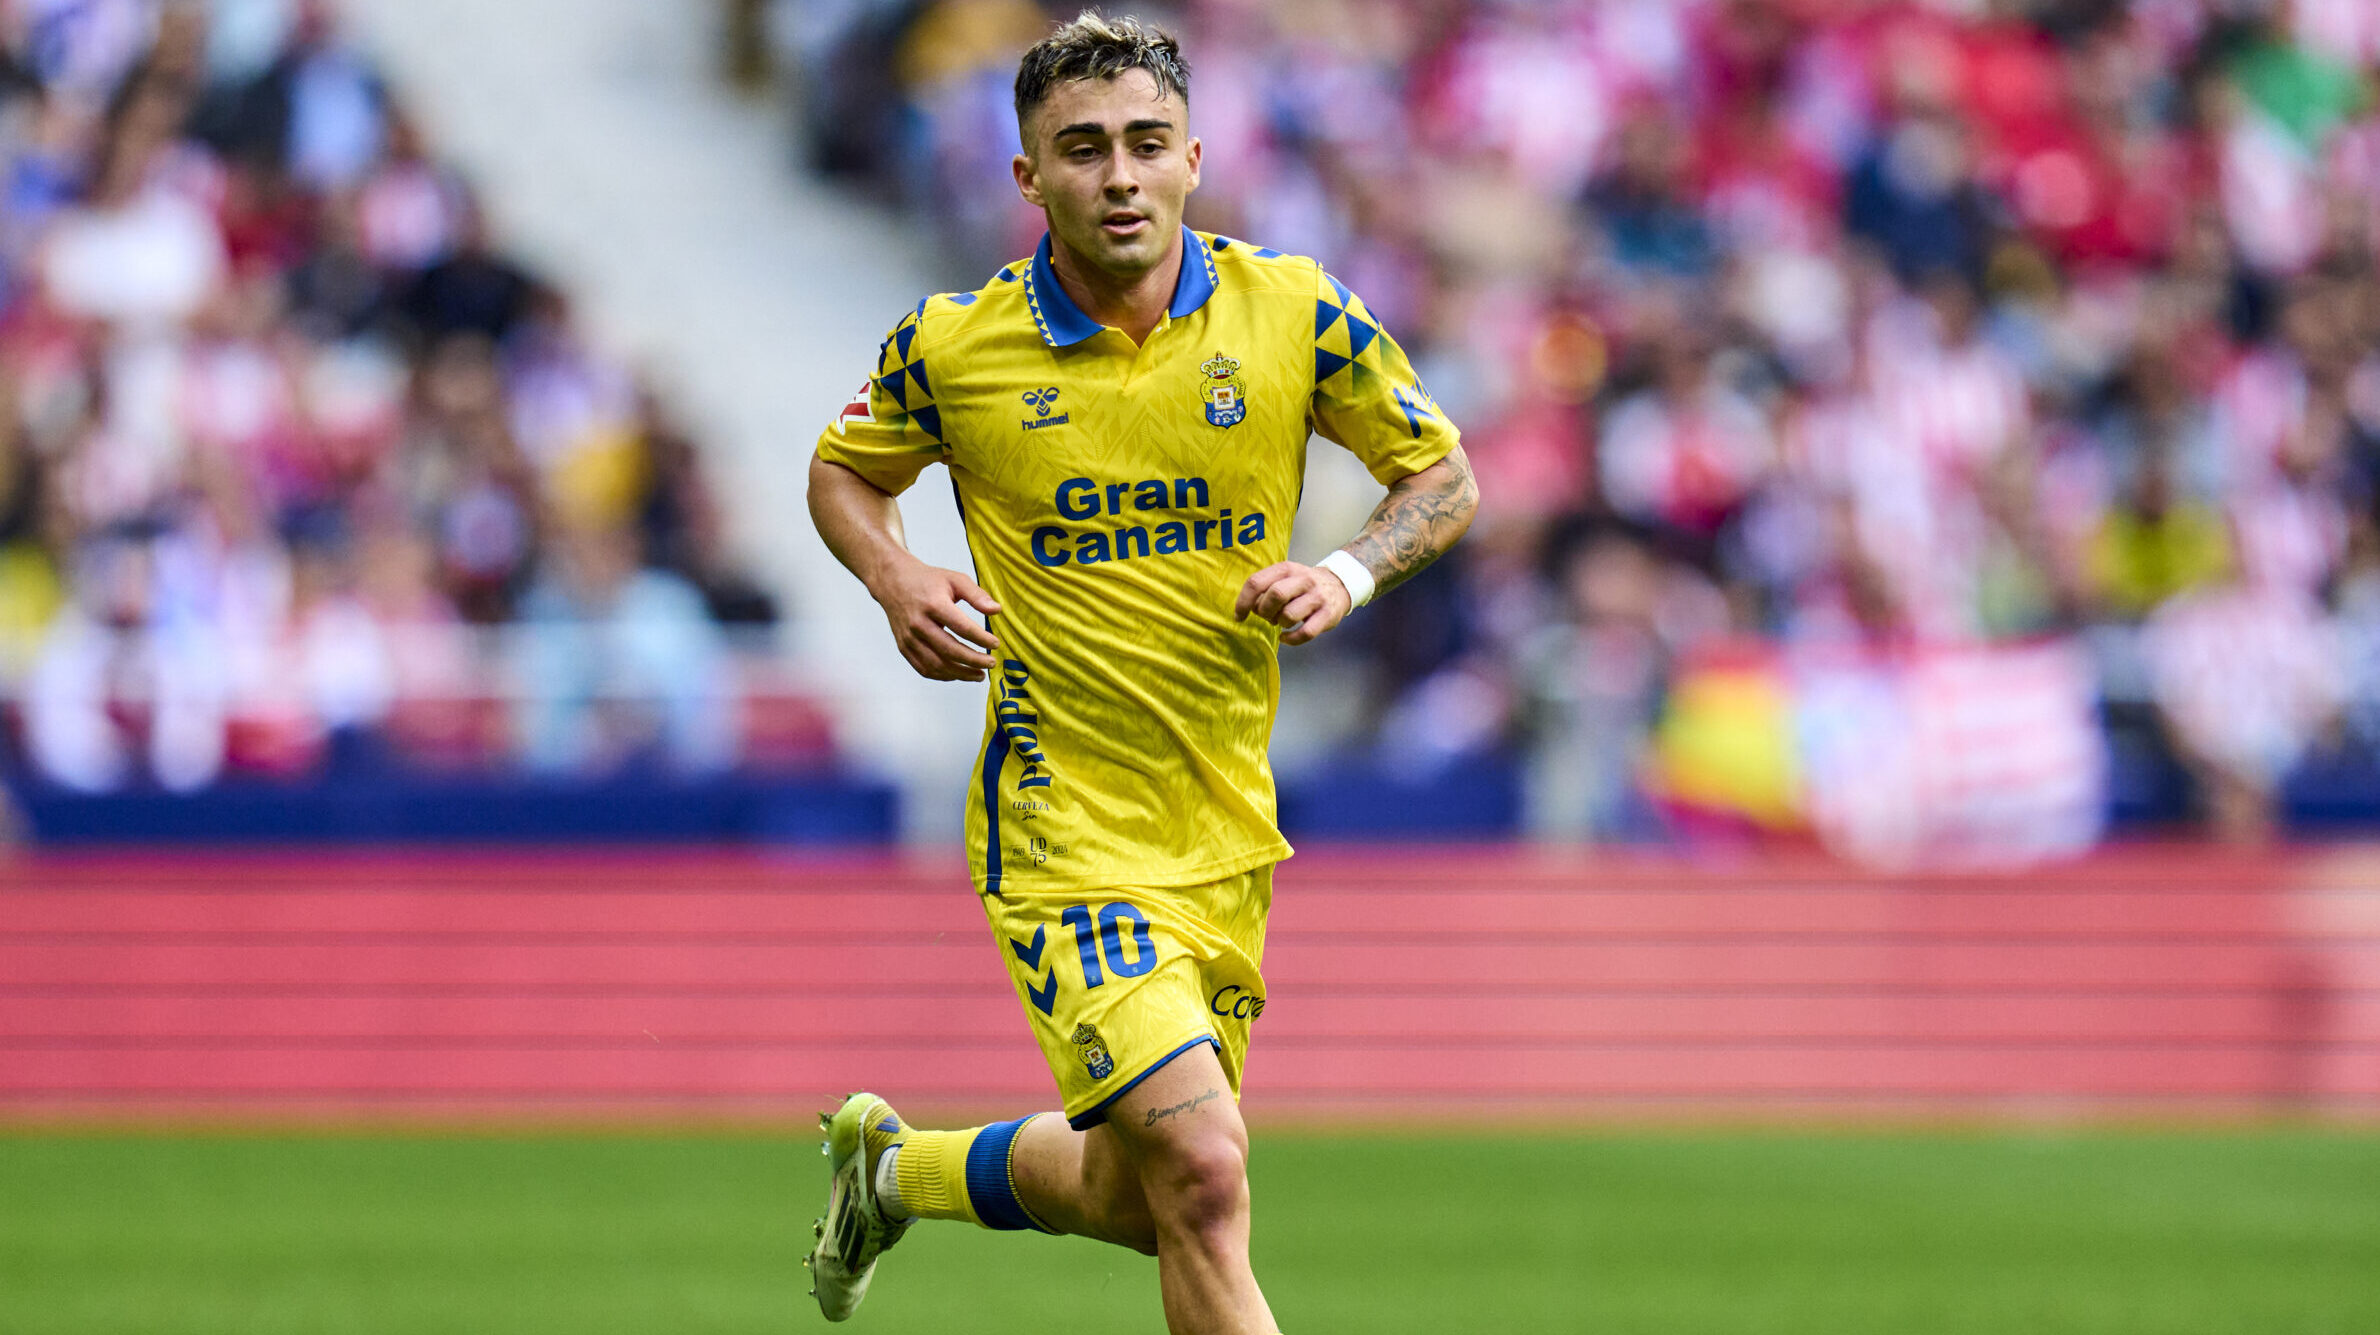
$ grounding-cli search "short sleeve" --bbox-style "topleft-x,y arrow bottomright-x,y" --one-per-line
813,304 -> 947,495
1307,268 -> 1458,484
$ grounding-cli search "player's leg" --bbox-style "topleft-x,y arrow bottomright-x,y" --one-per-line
1008,1110 -> 1157,1252
857,1102 -> 1156,1251
965,1042 -> 1274,1333
813,873 -> 1273,1324
807,1096 -> 1100,1317
1098,1039 -> 1276,1335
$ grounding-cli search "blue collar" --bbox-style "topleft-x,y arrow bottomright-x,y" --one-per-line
1023,225 -> 1218,347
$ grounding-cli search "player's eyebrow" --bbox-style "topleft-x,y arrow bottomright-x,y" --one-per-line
1051,118 -> 1175,139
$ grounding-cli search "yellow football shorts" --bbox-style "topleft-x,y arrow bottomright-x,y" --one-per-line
981,864 -> 1273,1130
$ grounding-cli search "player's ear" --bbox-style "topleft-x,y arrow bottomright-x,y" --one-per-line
1183,135 -> 1201,195
1013,150 -> 1043,209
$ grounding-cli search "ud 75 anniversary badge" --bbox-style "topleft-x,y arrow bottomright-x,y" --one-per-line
1200,352 -> 1247,428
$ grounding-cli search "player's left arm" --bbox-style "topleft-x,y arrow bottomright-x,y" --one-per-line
1235,445 -> 1477,645
1237,265 -> 1479,645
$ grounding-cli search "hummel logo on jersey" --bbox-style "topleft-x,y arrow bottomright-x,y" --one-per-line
1021,387 -> 1069,430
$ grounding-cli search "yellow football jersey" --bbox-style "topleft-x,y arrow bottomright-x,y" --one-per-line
815,227 -> 1458,893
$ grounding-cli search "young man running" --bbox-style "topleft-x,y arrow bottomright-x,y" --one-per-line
803,13 -> 1476,1333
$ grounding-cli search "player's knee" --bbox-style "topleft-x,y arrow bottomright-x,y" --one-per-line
1144,1130 -> 1249,1239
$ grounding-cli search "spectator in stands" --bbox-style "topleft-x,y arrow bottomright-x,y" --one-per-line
0,0 -> 775,792
24,527 -> 228,792
1596,314 -> 1774,545
2144,547 -> 2344,843
725,0 -> 2352,851
398,199 -> 536,345
1517,520 -> 1724,841
512,521 -> 735,777
2086,439 -> 2234,623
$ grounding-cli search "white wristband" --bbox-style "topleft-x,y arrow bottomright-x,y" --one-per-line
1318,550 -> 1377,609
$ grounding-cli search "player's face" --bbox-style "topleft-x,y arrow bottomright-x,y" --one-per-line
1014,70 -> 1201,281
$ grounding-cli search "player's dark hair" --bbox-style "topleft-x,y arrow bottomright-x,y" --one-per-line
1013,11 -> 1189,129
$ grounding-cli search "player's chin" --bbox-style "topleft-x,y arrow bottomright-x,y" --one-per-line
1083,227 -> 1169,274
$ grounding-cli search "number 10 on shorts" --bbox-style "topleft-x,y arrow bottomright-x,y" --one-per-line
1061,901 -> 1156,987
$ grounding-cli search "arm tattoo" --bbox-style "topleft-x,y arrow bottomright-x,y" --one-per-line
1342,446 -> 1478,597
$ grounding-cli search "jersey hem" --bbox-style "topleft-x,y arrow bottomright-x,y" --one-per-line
968,839 -> 1292,898
1387,433 -> 1459,485
1065,1034 -> 1222,1130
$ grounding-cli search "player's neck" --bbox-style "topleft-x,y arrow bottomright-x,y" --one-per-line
1048,233 -> 1182,346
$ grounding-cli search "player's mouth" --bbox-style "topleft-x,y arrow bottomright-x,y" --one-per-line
1100,211 -> 1150,240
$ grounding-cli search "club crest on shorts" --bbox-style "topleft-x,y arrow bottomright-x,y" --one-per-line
1071,1022 -> 1115,1080
1199,353 -> 1247,428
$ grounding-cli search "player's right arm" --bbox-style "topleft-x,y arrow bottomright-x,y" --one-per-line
809,307 -> 1002,684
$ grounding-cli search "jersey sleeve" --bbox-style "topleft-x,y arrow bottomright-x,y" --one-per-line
813,304 -> 947,495
1307,267 -> 1459,484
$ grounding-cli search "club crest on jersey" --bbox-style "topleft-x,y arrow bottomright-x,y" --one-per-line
1199,353 -> 1247,429
1072,1022 -> 1115,1080
1021,386 -> 1069,430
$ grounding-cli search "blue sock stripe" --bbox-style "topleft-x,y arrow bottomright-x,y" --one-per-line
963,1117 -> 1037,1231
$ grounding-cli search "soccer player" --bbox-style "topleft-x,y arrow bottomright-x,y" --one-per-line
802,13 -> 1475,1334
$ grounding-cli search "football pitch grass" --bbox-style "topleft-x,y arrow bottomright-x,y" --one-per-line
3,1128 -> 2376,1334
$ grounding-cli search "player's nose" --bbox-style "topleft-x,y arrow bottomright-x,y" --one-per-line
1105,147 -> 1140,192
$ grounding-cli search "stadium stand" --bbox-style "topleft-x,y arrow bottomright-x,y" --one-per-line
0,0 -> 890,839
776,0 -> 2380,857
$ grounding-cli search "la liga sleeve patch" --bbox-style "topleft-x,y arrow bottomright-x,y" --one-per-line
834,379 -> 874,435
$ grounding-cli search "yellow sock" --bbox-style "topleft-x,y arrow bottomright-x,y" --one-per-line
892,1115 -> 1050,1231
891,1127 -> 981,1224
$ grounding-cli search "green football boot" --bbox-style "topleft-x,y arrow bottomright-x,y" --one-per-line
805,1092 -> 913,1321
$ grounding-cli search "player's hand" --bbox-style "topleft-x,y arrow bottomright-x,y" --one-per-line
1234,561 -> 1353,646
869,558 -> 1002,682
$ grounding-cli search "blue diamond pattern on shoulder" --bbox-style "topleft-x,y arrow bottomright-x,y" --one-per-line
907,361 -> 930,397
1316,298 -> 1343,339
1315,346 -> 1351,385
949,292 -> 977,306
1253,245 -> 1283,258
911,404 -> 942,442
1326,273 -> 1354,308
1346,314 -> 1379,359
1210,236 -> 1230,250
878,370 -> 907,410
895,321 -> 916,362
997,267 -> 1019,282
912,297 -> 932,318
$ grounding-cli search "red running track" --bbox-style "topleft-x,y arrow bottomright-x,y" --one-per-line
3,847 -> 2377,1120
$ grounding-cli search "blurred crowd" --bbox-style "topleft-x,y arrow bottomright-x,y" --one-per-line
782,0 -> 2380,851
0,0 -> 785,794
